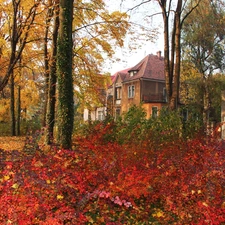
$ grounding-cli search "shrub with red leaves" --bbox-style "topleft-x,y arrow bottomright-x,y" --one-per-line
0,130 -> 224,224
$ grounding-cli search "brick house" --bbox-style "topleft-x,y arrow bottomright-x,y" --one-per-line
107,51 -> 167,119
83,51 -> 167,121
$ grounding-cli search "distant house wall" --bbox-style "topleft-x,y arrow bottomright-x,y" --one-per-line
143,103 -> 167,119
121,81 -> 141,114
83,109 -> 89,121
84,53 -> 167,121
83,109 -> 96,121
83,107 -> 106,121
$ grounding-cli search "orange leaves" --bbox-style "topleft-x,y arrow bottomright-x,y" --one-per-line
0,136 -> 25,151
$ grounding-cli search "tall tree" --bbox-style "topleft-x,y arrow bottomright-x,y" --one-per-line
0,0 -> 41,91
57,0 -> 74,149
157,0 -> 201,110
45,0 -> 59,144
72,1 -> 130,114
16,85 -> 21,135
42,0 -> 54,127
122,0 -> 201,110
10,71 -> 16,135
181,0 -> 225,127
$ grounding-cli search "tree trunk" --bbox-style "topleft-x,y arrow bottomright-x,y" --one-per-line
57,0 -> 74,149
42,1 -> 53,127
10,72 -> 16,136
46,1 -> 59,144
170,0 -> 182,110
16,85 -> 21,136
160,2 -> 171,104
203,78 -> 210,134
158,0 -> 183,110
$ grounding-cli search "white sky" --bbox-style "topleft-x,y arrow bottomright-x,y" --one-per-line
105,0 -> 164,75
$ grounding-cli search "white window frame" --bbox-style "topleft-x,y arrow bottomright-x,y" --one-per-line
97,110 -> 105,121
116,87 -> 121,100
128,85 -> 135,98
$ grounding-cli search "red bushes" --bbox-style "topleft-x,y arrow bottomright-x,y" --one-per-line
0,133 -> 225,224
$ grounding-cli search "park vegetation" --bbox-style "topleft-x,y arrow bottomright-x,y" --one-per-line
0,0 -> 225,223
0,105 -> 225,224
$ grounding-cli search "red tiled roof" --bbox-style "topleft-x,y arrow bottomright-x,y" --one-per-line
111,53 -> 165,85
125,54 -> 165,82
111,68 -> 131,83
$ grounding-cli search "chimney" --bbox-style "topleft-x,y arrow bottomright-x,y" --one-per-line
157,51 -> 161,58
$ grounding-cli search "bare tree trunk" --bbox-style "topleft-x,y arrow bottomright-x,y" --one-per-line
42,1 -> 53,127
159,1 -> 171,104
45,1 -> 59,144
203,78 -> 210,134
16,85 -> 21,136
170,0 -> 182,110
10,72 -> 16,136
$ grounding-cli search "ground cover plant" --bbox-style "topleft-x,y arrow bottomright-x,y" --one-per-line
0,110 -> 225,224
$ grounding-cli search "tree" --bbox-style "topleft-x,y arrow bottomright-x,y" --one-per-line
72,1 -> 130,114
0,0 -> 43,135
10,71 -> 16,136
181,0 -> 225,127
156,0 -> 202,110
42,0 -> 54,127
56,0 -> 74,149
121,0 -> 201,110
0,0 -> 41,92
45,0 -> 59,144
44,0 -> 130,144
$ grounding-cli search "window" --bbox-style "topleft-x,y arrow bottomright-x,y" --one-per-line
152,106 -> 158,118
128,85 -> 135,98
163,88 -> 167,102
116,87 -> 121,99
129,70 -> 138,77
115,108 -> 121,120
97,110 -> 105,121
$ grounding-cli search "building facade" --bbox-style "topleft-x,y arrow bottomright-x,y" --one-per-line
84,51 -> 167,121
107,51 -> 167,119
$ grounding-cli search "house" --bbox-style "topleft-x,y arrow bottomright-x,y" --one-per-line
84,51 -> 167,121
83,75 -> 113,121
107,51 -> 167,119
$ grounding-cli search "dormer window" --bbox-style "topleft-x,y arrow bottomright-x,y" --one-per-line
129,70 -> 138,77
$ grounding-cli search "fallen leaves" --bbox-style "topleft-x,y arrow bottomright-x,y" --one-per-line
0,136 -> 26,151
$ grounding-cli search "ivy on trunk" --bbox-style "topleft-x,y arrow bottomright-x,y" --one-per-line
56,0 -> 74,149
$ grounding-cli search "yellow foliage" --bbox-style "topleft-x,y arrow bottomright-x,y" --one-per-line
56,194 -> 64,200
12,183 -> 19,189
3,175 -> 10,181
152,209 -> 164,218
0,99 -> 10,122
0,136 -> 26,151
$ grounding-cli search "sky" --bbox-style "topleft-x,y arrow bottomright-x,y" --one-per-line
105,0 -> 164,75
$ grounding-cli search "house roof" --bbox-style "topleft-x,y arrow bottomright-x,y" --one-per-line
111,53 -> 165,84
109,68 -> 131,86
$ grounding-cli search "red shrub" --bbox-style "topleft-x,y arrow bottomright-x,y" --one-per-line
0,134 -> 224,224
